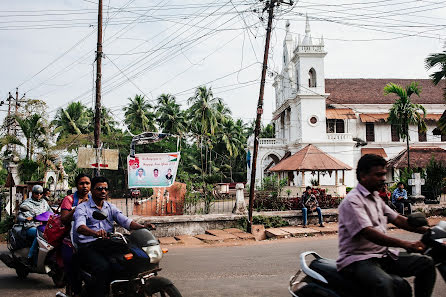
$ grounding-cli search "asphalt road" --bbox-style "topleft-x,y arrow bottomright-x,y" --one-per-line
0,231 -> 445,297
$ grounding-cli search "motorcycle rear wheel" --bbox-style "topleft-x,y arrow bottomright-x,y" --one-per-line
144,284 -> 182,297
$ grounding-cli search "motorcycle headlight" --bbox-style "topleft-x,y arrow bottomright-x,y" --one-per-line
142,245 -> 163,264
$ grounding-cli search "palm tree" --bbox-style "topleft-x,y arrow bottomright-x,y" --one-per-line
187,86 -> 222,136
87,106 -> 118,136
187,86 -> 222,178
123,95 -> 157,134
156,94 -> 187,136
52,102 -> 92,141
16,114 -> 46,159
425,50 -> 446,133
385,82 -> 427,168
260,123 -> 275,138
216,118 -> 246,181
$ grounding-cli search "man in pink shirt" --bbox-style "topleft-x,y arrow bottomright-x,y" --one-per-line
337,154 -> 435,297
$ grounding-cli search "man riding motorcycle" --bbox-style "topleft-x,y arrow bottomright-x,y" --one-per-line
73,176 -> 152,297
337,154 -> 435,297
18,185 -> 52,265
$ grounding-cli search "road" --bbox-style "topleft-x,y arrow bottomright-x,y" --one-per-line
0,231 -> 445,297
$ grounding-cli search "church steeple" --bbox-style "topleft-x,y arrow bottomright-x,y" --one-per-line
302,14 -> 312,46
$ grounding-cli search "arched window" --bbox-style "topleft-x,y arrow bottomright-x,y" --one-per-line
308,68 -> 317,87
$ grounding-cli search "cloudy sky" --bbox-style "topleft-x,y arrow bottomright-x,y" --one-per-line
0,0 -> 445,126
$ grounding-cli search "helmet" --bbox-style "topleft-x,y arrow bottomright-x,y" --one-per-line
32,185 -> 44,194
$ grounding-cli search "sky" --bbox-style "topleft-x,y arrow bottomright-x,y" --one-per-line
0,0 -> 445,127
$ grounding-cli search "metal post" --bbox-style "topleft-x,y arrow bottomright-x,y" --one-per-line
94,0 -> 103,177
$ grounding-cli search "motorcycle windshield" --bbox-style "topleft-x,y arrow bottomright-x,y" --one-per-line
129,229 -> 159,247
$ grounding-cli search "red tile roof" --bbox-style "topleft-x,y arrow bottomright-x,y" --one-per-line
326,79 -> 444,105
269,144 -> 352,172
387,146 -> 446,169
361,148 -> 387,158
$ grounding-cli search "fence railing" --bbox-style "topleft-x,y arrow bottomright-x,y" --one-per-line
112,193 -> 237,216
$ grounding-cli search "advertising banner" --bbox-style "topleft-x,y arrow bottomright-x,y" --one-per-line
127,152 -> 180,188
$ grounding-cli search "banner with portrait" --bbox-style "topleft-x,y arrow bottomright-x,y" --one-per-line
127,152 -> 180,188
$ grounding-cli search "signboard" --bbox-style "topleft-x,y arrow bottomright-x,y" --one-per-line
77,147 -> 119,170
127,152 -> 180,188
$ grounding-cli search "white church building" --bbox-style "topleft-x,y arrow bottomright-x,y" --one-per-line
247,18 -> 446,196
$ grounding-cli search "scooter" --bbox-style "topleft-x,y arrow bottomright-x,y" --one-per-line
288,213 -> 446,297
0,209 -> 65,287
56,210 -> 182,297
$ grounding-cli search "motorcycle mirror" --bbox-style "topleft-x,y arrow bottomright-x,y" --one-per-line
92,210 -> 108,221
407,212 -> 428,228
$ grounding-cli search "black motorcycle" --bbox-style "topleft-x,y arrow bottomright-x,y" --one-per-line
57,210 -> 182,297
288,213 -> 446,297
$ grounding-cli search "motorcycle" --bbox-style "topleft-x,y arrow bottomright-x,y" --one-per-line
56,210 -> 182,297
0,208 -> 65,287
288,213 -> 446,297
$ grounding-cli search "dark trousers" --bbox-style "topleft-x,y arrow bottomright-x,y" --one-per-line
341,253 -> 436,297
78,241 -> 112,297
395,200 -> 412,215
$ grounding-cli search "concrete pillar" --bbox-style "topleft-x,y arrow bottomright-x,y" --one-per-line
335,170 -> 339,185
301,171 -> 305,186
233,183 -> 247,214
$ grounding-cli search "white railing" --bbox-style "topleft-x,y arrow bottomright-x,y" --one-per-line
259,138 -> 285,145
327,133 -> 352,141
296,45 -> 325,53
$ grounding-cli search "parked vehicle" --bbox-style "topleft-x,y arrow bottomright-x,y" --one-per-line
0,210 -> 65,287
288,213 -> 446,297
56,210 -> 182,297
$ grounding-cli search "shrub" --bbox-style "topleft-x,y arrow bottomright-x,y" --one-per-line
238,215 -> 290,231
0,216 -> 14,234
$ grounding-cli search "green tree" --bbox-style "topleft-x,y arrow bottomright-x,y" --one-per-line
260,123 -> 275,138
87,106 -> 118,136
187,86 -> 222,177
52,102 -> 92,141
425,50 -> 446,133
156,94 -> 187,136
385,82 -> 426,168
123,95 -> 157,134
15,114 -> 46,159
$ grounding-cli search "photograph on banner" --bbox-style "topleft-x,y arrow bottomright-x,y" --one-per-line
127,152 -> 180,188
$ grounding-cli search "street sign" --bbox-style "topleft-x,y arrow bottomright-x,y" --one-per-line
77,147 -> 119,170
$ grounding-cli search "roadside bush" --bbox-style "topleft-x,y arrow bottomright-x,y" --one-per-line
0,216 -> 14,234
238,215 -> 290,231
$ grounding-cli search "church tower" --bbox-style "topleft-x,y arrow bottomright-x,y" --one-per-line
272,15 -> 328,144
294,15 -> 328,144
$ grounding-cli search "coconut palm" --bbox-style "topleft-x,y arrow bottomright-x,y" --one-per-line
123,95 -> 157,134
52,102 -> 92,141
187,86 -> 223,178
187,86 -> 222,136
156,94 -> 187,136
15,114 -> 47,159
385,82 -> 427,168
216,118 -> 246,181
87,106 -> 118,136
425,50 -> 446,133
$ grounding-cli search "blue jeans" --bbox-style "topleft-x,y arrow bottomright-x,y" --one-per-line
302,207 -> 323,226
26,227 -> 38,261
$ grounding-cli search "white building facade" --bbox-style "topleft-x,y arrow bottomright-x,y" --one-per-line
247,18 -> 446,190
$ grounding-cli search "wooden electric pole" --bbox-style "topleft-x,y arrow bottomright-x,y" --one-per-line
94,0 -> 103,176
247,0 -> 293,233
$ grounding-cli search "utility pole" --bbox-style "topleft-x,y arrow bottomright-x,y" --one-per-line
247,0 -> 293,233
94,0 -> 103,176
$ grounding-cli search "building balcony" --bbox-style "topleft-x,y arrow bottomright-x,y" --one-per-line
258,138 -> 286,146
326,133 -> 353,141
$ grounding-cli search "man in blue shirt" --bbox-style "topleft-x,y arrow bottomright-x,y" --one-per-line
73,176 -> 149,297
392,182 -> 412,215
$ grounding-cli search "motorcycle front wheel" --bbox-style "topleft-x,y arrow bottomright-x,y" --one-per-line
143,283 -> 182,297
